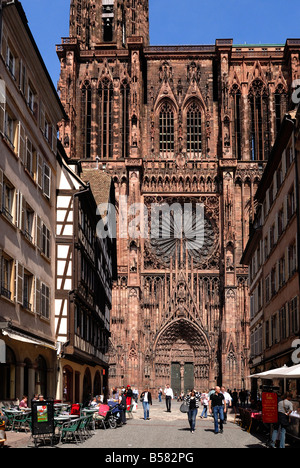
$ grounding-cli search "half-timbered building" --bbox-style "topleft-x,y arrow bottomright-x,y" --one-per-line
55,143 -> 116,403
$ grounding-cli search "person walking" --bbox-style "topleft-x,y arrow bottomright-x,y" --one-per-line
270,393 -> 293,449
200,391 -> 209,419
185,390 -> 200,433
209,386 -> 226,434
221,386 -> 232,423
140,388 -> 153,420
158,388 -> 163,403
164,384 -> 174,412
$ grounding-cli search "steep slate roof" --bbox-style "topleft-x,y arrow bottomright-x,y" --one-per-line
81,168 -> 113,209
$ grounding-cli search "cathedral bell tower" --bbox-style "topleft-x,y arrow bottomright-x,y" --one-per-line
69,0 -> 149,49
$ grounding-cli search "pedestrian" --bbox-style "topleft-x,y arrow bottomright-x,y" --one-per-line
164,384 -> 174,412
185,390 -> 200,433
119,390 -> 127,425
19,396 -> 28,409
200,391 -> 209,419
209,386 -> 226,434
158,387 -> 163,403
232,388 -> 239,414
221,386 -> 232,423
270,393 -> 293,449
125,385 -> 133,411
140,388 -> 153,420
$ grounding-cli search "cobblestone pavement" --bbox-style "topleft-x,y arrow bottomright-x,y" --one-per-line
8,401 -> 266,449
6,400 -> 298,449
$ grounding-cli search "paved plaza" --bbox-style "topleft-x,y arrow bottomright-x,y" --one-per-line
4,401 -> 268,449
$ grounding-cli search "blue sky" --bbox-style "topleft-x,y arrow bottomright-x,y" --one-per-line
22,0 -> 300,87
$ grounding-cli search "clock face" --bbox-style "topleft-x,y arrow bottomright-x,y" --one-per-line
148,200 -> 216,267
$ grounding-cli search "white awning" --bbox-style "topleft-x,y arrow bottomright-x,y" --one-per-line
2,330 -> 56,351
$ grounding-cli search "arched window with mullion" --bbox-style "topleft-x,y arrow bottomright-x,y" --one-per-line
159,101 -> 175,158
81,82 -> 92,159
98,79 -> 113,159
186,101 -> 202,159
249,79 -> 270,161
121,81 -> 130,158
231,85 -> 242,160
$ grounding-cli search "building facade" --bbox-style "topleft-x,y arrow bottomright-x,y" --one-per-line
242,107 -> 300,396
0,0 -> 65,401
57,0 -> 300,393
55,144 -> 116,403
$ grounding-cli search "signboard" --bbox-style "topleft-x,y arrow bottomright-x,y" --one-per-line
31,400 -> 55,436
262,392 -> 278,424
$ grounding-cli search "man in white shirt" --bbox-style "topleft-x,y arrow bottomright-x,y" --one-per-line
164,384 -> 174,412
221,386 -> 232,423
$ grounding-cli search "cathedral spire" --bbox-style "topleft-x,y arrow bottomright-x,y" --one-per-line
69,0 -> 149,49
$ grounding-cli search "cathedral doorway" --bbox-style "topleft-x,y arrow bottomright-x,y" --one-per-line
154,318 -> 210,393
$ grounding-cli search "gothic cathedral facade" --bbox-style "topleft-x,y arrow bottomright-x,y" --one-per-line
57,0 -> 300,393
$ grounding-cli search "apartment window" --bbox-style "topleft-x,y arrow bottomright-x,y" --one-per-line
278,207 -> 284,237
271,314 -> 278,345
23,270 -> 33,311
0,253 -> 13,300
22,201 -> 34,244
19,60 -> 26,95
286,146 -> 294,171
2,177 -> 15,224
280,305 -> 287,340
271,267 -> 276,296
277,163 -> 283,191
265,275 -> 270,303
6,46 -> 16,79
288,241 -> 297,278
289,297 -> 299,335
278,256 -> 286,288
264,236 -> 268,261
270,224 -> 275,250
287,187 -> 296,221
4,111 -> 16,149
265,320 -> 270,348
43,164 -> 51,199
41,283 -> 50,319
42,224 -> 51,259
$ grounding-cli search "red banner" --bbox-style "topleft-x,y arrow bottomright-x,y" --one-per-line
262,393 -> 278,424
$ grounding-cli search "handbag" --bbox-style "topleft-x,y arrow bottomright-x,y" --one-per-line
180,402 -> 189,413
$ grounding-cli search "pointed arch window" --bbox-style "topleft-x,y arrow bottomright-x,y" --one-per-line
249,79 -> 270,161
275,85 -> 287,135
121,81 -> 130,158
231,85 -> 242,160
81,82 -> 92,159
159,101 -> 175,158
98,79 -> 113,159
186,101 -> 202,158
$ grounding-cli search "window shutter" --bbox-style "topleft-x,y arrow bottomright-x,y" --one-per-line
0,168 -> 3,213
0,80 -> 5,135
52,125 -> 57,154
18,122 -> 26,163
40,102 -> 45,134
1,26 -> 8,61
19,193 -> 25,232
37,153 -> 43,189
43,163 -> 51,199
15,261 -> 24,304
36,215 -> 42,249
35,277 -> 41,315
